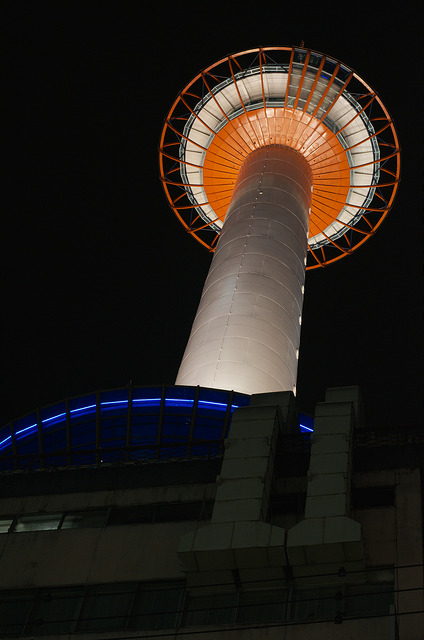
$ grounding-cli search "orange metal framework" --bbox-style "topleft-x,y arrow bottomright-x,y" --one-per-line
159,47 -> 400,269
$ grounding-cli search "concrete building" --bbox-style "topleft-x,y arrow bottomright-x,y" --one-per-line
0,384 -> 423,638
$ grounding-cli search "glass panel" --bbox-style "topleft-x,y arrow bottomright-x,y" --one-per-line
69,394 -> 97,420
67,420 -> 96,451
316,586 -> 338,620
154,502 -> 201,523
345,583 -> 393,617
162,414 -> 192,439
100,389 -> 129,411
61,510 -> 108,529
13,414 -> 38,444
0,424 -> 12,455
232,392 -> 250,408
352,486 -> 395,508
184,592 -> 236,626
198,388 -> 231,410
192,416 -> 223,440
271,493 -> 306,515
108,505 -> 156,526
132,386 -> 162,408
293,586 -> 337,621
201,500 -> 214,520
40,402 -> 67,429
14,514 -> 61,532
293,587 -> 317,620
129,581 -> 184,630
77,583 -> 135,631
237,589 -> 287,623
0,518 -> 13,534
0,589 -> 35,635
43,428 -> 66,454
25,587 -> 84,635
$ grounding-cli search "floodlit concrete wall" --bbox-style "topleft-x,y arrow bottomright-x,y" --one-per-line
178,392 -> 296,576
286,388 -> 364,580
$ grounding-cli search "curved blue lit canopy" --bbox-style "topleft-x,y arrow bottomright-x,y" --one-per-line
0,386 -> 313,472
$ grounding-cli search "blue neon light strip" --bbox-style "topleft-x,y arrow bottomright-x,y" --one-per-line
0,398 -> 241,452
1,397 -> 313,453
299,424 -> 313,432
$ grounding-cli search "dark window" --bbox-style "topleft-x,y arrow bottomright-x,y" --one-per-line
154,502 -> 202,522
345,583 -> 394,617
107,500 -> 213,526
237,588 -> 288,623
352,486 -> 395,509
184,591 -> 236,626
0,589 -> 35,636
61,510 -> 108,529
293,586 -> 337,621
0,518 -> 13,534
108,504 -> 156,525
77,583 -> 135,632
270,493 -> 306,515
184,587 -> 290,627
129,581 -> 184,630
25,587 -> 84,635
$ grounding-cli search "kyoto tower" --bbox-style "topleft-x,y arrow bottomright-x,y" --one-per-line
160,46 -> 400,397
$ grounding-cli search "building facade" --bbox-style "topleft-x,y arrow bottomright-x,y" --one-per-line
0,385 -> 423,638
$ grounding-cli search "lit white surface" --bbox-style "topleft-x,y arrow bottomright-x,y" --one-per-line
180,67 -> 378,248
176,146 -> 312,395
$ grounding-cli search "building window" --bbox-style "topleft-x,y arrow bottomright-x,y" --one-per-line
0,589 -> 36,636
77,583 -> 136,632
344,582 -> 394,618
270,493 -> 306,516
61,510 -> 108,529
1,500 -> 214,537
184,591 -> 237,626
128,581 -> 184,630
184,587 -> 289,626
291,581 -> 394,622
293,585 -> 338,621
0,518 -> 13,534
0,579 -> 394,635
13,513 -> 62,532
25,586 -> 84,635
352,486 -> 395,509
236,588 -> 288,623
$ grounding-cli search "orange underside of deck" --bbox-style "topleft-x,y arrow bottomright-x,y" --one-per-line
202,107 -> 350,239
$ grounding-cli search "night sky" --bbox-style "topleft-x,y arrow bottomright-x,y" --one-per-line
3,4 -> 422,429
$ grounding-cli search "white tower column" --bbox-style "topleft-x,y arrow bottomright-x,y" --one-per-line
176,145 -> 313,396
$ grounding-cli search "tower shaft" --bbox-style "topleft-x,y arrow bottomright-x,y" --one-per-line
176,145 -> 313,395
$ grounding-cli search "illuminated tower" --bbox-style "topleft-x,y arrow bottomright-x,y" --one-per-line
160,47 -> 400,396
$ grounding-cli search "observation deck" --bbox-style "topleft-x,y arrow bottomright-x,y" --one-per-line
160,46 -> 400,268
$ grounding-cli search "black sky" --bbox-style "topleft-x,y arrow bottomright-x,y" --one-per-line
3,3 -> 423,429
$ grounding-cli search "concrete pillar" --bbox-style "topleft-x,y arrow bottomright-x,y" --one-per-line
176,145 -> 313,396
178,392 -> 297,577
286,387 -> 364,583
